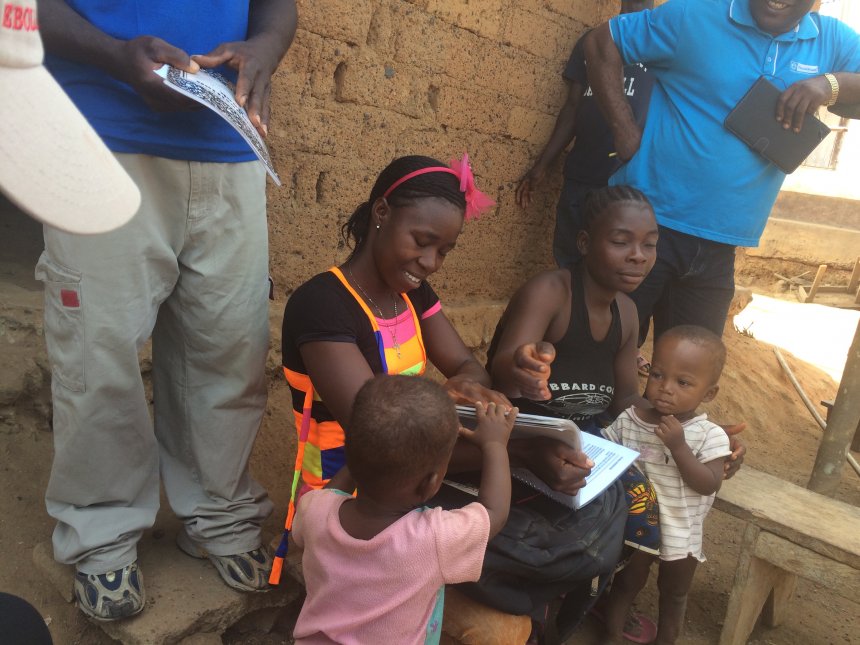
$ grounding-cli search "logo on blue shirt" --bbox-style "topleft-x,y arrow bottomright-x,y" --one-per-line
790,61 -> 820,74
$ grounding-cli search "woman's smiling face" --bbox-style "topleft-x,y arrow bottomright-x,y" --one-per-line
371,196 -> 464,293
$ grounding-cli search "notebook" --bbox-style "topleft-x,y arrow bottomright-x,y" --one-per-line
449,406 -> 638,509
724,77 -> 831,174
454,404 -> 581,450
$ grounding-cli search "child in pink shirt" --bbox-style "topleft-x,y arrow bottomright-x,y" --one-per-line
292,375 -> 517,645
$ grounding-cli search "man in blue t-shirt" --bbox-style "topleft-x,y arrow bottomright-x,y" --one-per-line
516,0 -> 655,269
585,0 -> 860,343
36,0 -> 297,621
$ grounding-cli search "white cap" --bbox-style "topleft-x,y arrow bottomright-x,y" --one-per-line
0,0 -> 140,234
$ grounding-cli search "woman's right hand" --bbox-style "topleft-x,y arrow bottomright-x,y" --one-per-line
443,375 -> 512,410
511,341 -> 555,400
522,436 -> 593,495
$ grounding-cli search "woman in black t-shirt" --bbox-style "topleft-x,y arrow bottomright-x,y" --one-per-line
279,155 -> 510,497
274,160 -> 616,641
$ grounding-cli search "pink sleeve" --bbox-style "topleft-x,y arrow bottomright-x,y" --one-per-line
421,300 -> 442,320
291,489 -> 328,549
429,502 -> 490,584
291,495 -> 309,549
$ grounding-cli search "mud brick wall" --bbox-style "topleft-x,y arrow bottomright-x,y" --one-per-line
265,0 -> 616,304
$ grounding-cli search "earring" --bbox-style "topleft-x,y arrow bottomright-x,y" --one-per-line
376,224 -> 380,229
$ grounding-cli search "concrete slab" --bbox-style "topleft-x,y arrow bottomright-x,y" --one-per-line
750,217 -> 860,268
33,517 -> 303,645
771,191 -> 860,231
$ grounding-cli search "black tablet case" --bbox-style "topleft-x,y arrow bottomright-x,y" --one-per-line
724,77 -> 831,174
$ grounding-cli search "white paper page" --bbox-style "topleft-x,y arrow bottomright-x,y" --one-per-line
154,65 -> 281,185
510,431 -> 638,510
577,431 -> 639,507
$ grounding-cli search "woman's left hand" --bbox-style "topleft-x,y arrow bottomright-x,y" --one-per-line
444,375 -> 512,409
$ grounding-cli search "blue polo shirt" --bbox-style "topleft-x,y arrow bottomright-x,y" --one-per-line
608,0 -> 860,246
45,1 -> 256,163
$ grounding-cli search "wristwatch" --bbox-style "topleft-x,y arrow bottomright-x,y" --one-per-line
823,73 -> 840,107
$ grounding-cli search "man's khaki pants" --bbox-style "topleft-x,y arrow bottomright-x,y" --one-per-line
37,154 -> 273,574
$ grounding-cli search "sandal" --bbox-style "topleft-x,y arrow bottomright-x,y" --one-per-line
622,613 -> 658,644
589,606 -> 658,644
637,353 -> 651,377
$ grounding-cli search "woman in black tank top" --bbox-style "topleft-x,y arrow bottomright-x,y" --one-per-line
488,187 -> 658,431
488,262 -> 622,426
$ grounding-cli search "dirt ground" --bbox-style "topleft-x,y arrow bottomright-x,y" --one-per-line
1,237 -> 859,644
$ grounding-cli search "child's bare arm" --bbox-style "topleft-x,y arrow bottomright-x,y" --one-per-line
656,416 -> 724,496
458,403 -> 517,538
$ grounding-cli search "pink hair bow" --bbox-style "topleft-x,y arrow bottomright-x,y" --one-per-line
449,153 -> 496,221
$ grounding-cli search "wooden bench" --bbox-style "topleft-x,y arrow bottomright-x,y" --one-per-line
713,467 -> 860,645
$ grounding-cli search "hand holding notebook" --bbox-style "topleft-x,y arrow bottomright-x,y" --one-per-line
451,406 -> 638,509
724,77 -> 831,174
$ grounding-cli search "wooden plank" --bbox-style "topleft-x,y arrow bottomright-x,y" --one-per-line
848,256 -> 860,294
810,321 -> 860,496
853,411 -> 860,453
753,532 -> 860,601
761,566 -> 797,628
803,264 -> 828,302
720,526 -> 779,645
714,467 -> 860,568
793,291 -> 860,310
773,272 -> 811,286
797,285 -> 809,302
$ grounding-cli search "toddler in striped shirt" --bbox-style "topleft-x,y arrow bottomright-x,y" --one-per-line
601,325 -> 732,644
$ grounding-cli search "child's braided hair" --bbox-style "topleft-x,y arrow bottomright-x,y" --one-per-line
582,185 -> 653,233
